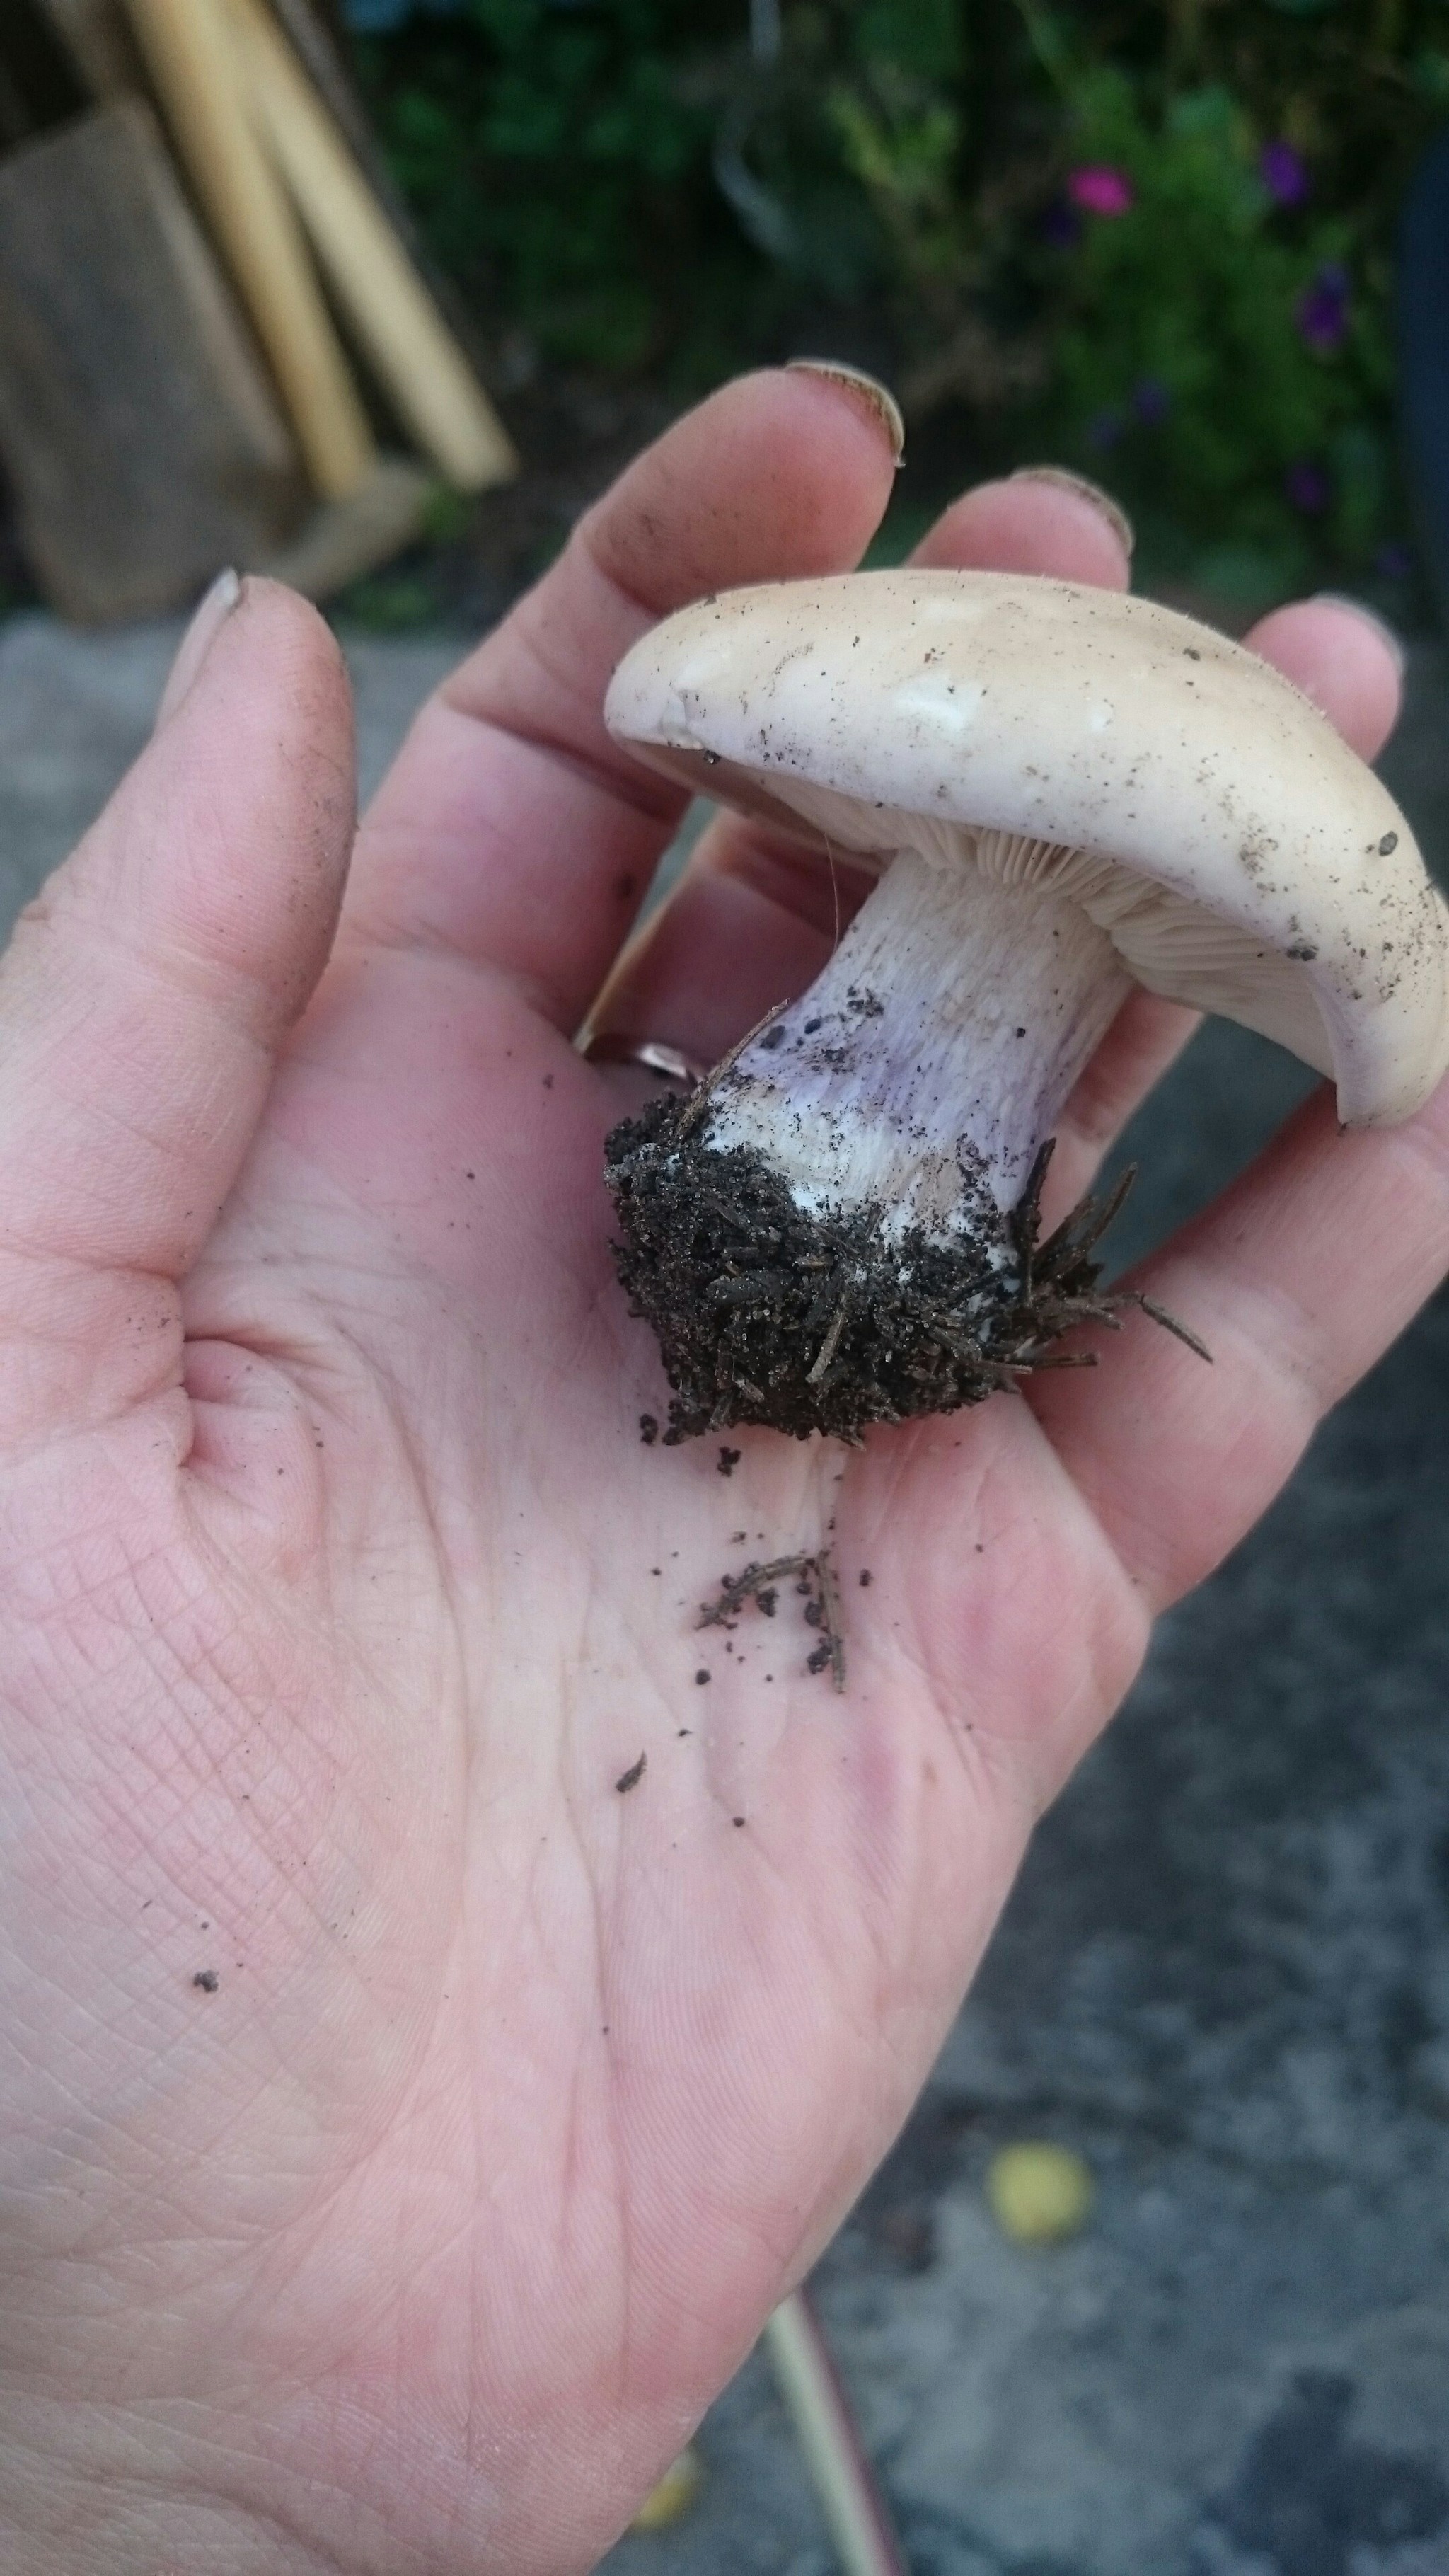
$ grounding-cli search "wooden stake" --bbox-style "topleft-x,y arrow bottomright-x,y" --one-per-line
226,0 -> 516,492
122,0 -> 374,498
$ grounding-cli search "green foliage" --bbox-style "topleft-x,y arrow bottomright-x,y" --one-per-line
356,0 -> 1449,591
1035,70 -> 1395,592
356,0 -> 792,374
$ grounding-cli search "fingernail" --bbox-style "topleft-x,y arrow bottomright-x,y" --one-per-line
156,568 -> 243,729
787,360 -> 905,466
1312,592 -> 1407,679
1009,466 -> 1135,559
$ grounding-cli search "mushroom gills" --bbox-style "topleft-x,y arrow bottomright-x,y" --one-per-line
759,776 -> 1338,1082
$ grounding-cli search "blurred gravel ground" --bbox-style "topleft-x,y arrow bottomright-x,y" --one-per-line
4,611 -> 1448,2576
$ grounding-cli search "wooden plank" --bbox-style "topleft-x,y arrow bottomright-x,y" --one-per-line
0,97 -> 305,621
122,0 -> 375,498
40,0 -> 506,479
46,0 -> 425,294
229,0 -> 516,490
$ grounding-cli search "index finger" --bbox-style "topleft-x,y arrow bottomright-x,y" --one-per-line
340,368 -> 901,1028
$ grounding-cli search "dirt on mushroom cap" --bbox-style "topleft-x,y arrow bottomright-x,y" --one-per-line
605,570 -> 1449,1129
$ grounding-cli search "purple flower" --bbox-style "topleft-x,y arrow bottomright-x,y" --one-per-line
1068,165 -> 1134,219
1087,408 -> 1125,450
1296,263 -> 1350,355
1132,376 -> 1171,427
1297,264 -> 1358,355
1040,197 -> 1083,250
1260,140 -> 1310,207
1285,459 -> 1331,514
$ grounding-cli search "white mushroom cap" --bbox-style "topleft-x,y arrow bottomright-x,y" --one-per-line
606,569 -> 1449,1126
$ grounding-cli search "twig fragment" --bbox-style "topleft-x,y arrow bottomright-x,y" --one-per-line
677,998 -> 790,1139
815,1547 -> 845,1692
698,1546 -> 847,1690
807,1295 -> 850,1385
1121,1289 -> 1213,1362
763,2287 -> 908,2576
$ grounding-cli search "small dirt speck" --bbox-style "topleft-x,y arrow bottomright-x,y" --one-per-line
700,1548 -> 844,1686
640,1413 -> 659,1444
542,1074 -> 554,1088
192,1970 -> 219,1994
718,1446 -> 741,1476
877,2204 -> 937,2272
615,1751 -> 647,1794
859,1568 -> 872,1587
732,1816 -> 746,1827
695,1668 -> 712,1685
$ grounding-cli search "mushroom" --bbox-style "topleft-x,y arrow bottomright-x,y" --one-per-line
603,570 -> 1449,1443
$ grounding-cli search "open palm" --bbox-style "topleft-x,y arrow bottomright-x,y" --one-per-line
2,371 -> 1444,2576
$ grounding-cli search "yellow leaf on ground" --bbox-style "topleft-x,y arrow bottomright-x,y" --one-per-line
629,2445 -> 703,2531
986,2141 -> 1095,2245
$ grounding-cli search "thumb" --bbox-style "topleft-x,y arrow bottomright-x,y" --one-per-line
0,575 -> 354,1444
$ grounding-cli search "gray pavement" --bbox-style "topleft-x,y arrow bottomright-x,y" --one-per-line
0,609 -> 463,910
3,613 -> 1448,2576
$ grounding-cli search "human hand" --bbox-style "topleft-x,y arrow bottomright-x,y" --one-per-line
0,370 -> 1436,2575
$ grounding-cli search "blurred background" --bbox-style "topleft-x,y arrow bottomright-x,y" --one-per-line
333,0 -> 1449,634
2,7 -> 1449,2575
6,0 -> 1449,632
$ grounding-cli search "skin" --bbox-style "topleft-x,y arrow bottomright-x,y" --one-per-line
0,367 -> 1441,2575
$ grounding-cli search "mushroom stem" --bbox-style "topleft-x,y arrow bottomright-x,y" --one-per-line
708,845 -> 1131,1241
605,842 -> 1136,1442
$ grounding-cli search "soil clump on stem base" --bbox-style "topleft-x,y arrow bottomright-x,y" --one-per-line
606,1092 -> 1176,1445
